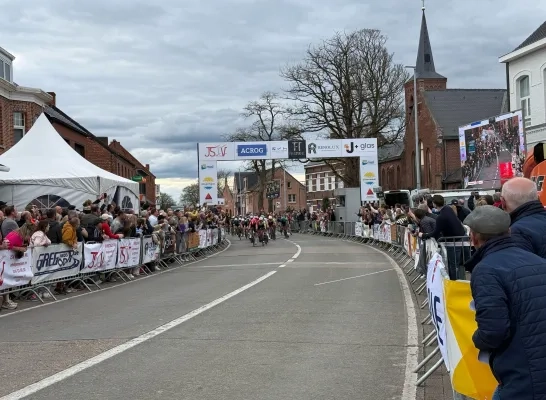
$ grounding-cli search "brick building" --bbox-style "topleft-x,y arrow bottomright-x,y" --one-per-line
382,10 -> 507,190
0,45 -> 156,204
233,168 -> 306,215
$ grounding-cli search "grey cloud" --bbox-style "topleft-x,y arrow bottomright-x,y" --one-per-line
1,0 -> 543,181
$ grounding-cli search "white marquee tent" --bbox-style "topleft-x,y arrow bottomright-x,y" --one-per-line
0,113 -> 140,212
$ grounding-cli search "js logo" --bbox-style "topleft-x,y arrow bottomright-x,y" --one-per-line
308,143 -> 317,154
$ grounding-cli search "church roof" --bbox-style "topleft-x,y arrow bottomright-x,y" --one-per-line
424,89 -> 507,139
414,11 -> 445,79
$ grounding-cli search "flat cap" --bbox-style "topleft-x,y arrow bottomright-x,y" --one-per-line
463,205 -> 510,235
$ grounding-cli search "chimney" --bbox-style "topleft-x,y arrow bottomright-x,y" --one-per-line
47,92 -> 56,106
145,163 -> 150,170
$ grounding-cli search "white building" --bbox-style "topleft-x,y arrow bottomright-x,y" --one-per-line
499,21 -> 546,149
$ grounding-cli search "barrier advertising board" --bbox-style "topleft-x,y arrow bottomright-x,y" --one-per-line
81,240 -> 119,274
0,249 -> 33,290
31,243 -> 82,284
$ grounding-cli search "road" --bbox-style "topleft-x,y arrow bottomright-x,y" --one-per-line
0,235 -> 415,400
472,147 -> 512,189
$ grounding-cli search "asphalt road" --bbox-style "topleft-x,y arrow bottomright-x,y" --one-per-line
473,148 -> 512,189
0,234 -> 414,400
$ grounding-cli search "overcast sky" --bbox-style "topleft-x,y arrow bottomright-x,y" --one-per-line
2,0 -> 544,200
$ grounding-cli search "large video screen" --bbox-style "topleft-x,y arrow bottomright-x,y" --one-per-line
459,110 -> 525,189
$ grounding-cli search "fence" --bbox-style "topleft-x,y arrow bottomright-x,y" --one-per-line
0,228 -> 228,304
293,220 -> 496,400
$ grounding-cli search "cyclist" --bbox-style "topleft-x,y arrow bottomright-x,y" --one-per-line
279,214 -> 289,238
268,215 -> 276,240
257,216 -> 268,244
233,216 -> 242,239
249,215 -> 260,244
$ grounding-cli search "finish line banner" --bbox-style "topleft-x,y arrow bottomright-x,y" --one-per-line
198,139 -> 377,161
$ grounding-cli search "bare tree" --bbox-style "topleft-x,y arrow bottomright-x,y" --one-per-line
157,193 -> 177,210
225,92 -> 299,211
281,29 -> 409,187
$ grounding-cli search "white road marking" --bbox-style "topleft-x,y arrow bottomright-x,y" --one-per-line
286,259 -> 294,263
314,269 -> 394,286
278,264 -> 286,268
0,270 -> 278,400
0,240 -> 233,320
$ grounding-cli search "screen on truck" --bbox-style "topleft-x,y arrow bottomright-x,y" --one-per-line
384,192 -> 410,208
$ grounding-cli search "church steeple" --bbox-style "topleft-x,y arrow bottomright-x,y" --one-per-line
415,7 -> 445,79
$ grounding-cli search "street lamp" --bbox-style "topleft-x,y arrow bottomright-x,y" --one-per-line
405,65 -> 421,190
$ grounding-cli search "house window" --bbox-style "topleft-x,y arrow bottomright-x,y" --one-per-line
13,112 -> 25,144
307,178 -> 313,193
328,176 -> 334,190
420,141 -> 425,186
287,181 -> 292,189
518,75 -> 531,127
74,143 -> 85,157
139,182 -> 147,195
0,59 -> 12,82
319,173 -> 325,191
288,194 -> 296,203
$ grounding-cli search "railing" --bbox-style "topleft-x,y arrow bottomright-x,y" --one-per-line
294,220 -> 490,400
0,228 -> 228,304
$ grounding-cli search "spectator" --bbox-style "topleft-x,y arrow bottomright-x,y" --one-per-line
85,217 -> 106,242
55,205 -> 62,222
412,208 -> 436,234
45,208 -> 62,244
419,195 -> 468,279
101,214 -> 123,239
501,177 -> 546,258
450,199 -> 471,223
148,208 -> 159,227
1,206 -> 19,238
464,205 -> 546,400
2,222 -> 35,310
110,211 -> 126,234
492,192 -> 502,208
29,220 -> 52,247
482,195 -> 494,206
467,191 -> 478,211
418,203 -> 438,220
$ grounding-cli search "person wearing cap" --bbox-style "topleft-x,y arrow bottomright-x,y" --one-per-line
464,206 -> 546,400
450,198 -> 470,223
501,177 -> 546,258
100,214 -> 122,239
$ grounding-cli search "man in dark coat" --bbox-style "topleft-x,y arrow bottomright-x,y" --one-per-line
501,177 -> 546,258
464,206 -> 546,400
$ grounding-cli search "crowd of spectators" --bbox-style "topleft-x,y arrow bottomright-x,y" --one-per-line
0,199 -> 229,312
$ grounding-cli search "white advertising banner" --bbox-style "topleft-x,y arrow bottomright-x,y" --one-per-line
198,143 -> 235,161
81,240 -> 119,274
142,236 -> 160,264
269,141 -> 289,159
118,238 -> 141,269
199,161 -> 218,205
355,222 -> 363,237
305,139 -> 342,158
31,243 -> 82,284
198,230 -> 207,248
0,250 -> 33,290
341,138 -> 377,157
426,252 -> 449,369
360,156 -> 379,202
234,142 -> 269,160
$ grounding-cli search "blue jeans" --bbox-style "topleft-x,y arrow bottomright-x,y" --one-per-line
492,386 -> 501,400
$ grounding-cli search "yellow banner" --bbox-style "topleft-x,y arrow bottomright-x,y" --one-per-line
443,279 -> 497,399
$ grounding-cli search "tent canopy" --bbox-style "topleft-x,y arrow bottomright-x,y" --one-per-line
0,113 -> 140,211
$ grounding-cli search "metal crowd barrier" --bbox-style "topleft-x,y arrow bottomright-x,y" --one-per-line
293,221 -> 472,398
0,228 -> 229,305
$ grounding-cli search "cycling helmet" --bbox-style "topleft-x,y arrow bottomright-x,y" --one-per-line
259,216 -> 264,221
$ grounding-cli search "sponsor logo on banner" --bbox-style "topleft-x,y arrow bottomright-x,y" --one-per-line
288,140 -> 306,159
270,141 -> 289,158
204,144 -> 229,158
142,237 -> 160,264
118,238 -> 141,268
82,240 -> 119,273
31,244 -> 82,284
343,140 -> 375,154
306,140 -> 342,158
201,164 -> 214,170
363,171 -> 376,185
237,144 -> 268,157
361,159 -> 375,165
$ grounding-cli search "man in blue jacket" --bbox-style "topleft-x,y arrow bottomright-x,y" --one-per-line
501,177 -> 546,258
464,206 -> 546,400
